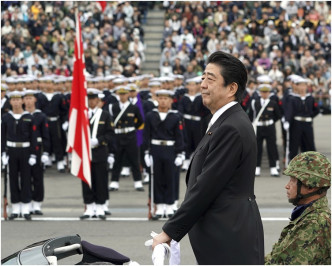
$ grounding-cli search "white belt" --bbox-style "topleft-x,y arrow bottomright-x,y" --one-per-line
257,119 -> 274,126
151,139 -> 175,146
48,116 -> 59,122
7,141 -> 30,148
114,127 -> 135,134
294,116 -> 312,122
37,137 -> 42,143
184,114 -> 201,121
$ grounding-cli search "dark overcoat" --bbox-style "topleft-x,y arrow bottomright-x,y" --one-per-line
163,103 -> 265,265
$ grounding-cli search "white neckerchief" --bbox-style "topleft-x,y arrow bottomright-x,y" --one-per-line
206,101 -> 237,133
44,92 -> 54,101
159,112 -> 167,121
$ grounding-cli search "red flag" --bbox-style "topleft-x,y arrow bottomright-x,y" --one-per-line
67,11 -> 91,187
98,1 -> 107,12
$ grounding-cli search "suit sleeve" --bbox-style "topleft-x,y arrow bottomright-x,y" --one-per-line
163,124 -> 243,241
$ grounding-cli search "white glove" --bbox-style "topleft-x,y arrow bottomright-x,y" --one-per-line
108,154 -> 114,169
283,121 -> 290,131
145,231 -> 171,264
28,155 -> 37,166
41,153 -> 49,164
90,138 -> 99,148
2,152 -> 9,166
144,154 -> 152,168
174,156 -> 183,167
62,121 -> 69,131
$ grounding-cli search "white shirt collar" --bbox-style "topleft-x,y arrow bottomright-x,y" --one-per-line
207,101 -> 238,131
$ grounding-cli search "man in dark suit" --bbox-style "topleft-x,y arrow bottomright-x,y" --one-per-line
151,51 -> 265,264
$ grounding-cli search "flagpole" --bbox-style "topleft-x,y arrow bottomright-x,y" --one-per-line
67,6 -> 92,187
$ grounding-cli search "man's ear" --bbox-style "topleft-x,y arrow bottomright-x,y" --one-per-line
228,82 -> 238,98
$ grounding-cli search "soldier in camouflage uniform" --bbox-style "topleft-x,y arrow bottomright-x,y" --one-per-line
265,151 -> 331,265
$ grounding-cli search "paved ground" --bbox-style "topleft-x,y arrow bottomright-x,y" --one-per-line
1,114 -> 330,265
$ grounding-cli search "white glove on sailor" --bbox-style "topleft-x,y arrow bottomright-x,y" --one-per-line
174,155 -> 184,167
107,154 -> 115,169
144,154 -> 152,168
41,152 -> 49,164
283,121 -> 290,131
28,155 -> 37,166
145,231 -> 171,265
90,138 -> 99,148
62,121 -> 69,131
2,152 -> 9,166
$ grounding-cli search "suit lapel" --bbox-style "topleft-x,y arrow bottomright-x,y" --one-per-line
185,104 -> 242,185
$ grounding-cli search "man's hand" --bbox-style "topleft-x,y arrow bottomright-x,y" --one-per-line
2,152 -> 9,166
144,154 -> 152,168
283,121 -> 290,131
28,155 -> 37,166
41,152 -> 49,164
152,231 -> 172,249
107,154 -> 115,169
90,138 -> 99,148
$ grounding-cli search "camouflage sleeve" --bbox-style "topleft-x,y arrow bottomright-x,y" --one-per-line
264,216 -> 331,265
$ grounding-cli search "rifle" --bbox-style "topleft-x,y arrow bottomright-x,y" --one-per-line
147,156 -> 155,220
3,164 -> 8,220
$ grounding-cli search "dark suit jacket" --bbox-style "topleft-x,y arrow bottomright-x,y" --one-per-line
163,103 -> 264,265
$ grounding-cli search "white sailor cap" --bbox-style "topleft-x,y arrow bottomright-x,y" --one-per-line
140,74 -> 153,80
175,74 -> 184,80
293,76 -> 309,84
54,77 -> 67,83
5,77 -> 17,84
113,77 -> 127,84
287,74 -> 302,82
185,78 -> 196,84
38,76 -> 53,83
193,76 -> 202,83
93,76 -> 105,83
104,75 -> 116,81
22,89 -> 38,97
156,89 -> 174,97
149,81 -> 161,87
87,88 -> 104,98
8,90 -> 24,98
257,75 -> 272,83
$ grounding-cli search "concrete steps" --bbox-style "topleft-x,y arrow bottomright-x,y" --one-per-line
141,8 -> 165,75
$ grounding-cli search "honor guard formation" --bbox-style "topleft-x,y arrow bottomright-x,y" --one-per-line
1,1 -> 330,225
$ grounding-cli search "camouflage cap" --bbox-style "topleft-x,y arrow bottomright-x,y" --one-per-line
284,151 -> 331,188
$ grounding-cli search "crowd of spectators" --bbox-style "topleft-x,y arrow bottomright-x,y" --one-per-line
1,1 -> 331,111
159,1 -> 331,111
1,1 -> 152,78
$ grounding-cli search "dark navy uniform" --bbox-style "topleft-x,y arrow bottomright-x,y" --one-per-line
30,109 -> 51,210
109,101 -> 144,188
143,108 -> 185,215
36,91 -> 68,169
1,110 -> 38,217
82,108 -> 114,212
284,93 -> 319,161
177,93 -> 208,160
248,96 -> 281,171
